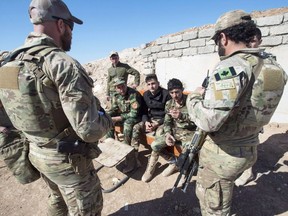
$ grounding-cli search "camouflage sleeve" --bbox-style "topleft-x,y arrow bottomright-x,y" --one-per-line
121,93 -> 141,120
187,62 -> 250,132
163,101 -> 173,134
126,66 -> 140,86
44,52 -> 113,143
178,112 -> 191,123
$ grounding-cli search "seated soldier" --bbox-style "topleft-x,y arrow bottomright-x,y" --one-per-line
142,78 -> 196,182
106,77 -> 143,173
131,74 -> 171,162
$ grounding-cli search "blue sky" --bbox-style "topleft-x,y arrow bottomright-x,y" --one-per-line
0,1 -> 287,64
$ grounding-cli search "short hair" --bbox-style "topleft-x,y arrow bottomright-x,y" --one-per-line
167,78 -> 183,91
145,74 -> 158,83
213,21 -> 257,45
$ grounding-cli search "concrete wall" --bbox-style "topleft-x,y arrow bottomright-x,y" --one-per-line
141,11 -> 288,123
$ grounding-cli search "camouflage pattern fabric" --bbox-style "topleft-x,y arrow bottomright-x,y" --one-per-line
29,143 -> 102,216
152,95 -> 196,152
107,87 -> 142,146
106,62 -> 140,97
0,33 -> 112,216
187,48 -> 287,215
131,118 -> 164,151
0,100 -> 40,184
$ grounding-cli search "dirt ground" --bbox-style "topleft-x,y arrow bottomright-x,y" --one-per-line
0,123 -> 287,216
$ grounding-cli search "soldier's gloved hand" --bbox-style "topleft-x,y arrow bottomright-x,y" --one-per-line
98,106 -> 106,116
165,133 -> 175,146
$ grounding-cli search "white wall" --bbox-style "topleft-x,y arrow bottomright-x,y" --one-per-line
156,46 -> 288,123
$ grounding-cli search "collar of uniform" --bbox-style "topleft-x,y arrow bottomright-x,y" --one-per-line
220,48 -> 264,61
25,32 -> 59,49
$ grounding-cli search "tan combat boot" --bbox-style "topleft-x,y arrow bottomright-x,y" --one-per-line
141,151 -> 159,182
162,163 -> 178,177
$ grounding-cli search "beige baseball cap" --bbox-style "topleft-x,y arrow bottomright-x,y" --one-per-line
110,51 -> 119,57
29,0 -> 83,25
211,10 -> 252,40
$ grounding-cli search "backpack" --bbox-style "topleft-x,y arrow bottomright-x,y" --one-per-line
0,45 -> 60,184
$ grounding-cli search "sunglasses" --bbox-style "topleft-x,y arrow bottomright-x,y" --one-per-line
53,16 -> 74,31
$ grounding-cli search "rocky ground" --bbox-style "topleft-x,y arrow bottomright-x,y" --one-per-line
0,123 -> 287,216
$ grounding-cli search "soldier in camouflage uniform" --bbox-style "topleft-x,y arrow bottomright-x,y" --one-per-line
106,77 -> 143,173
142,79 -> 196,182
0,0 -> 113,215
106,51 -> 140,101
187,10 -> 287,215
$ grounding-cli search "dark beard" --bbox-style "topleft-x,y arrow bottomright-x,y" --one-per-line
218,42 -> 225,57
61,28 -> 72,52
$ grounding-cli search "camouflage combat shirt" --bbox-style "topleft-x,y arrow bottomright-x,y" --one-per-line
0,32 -> 112,145
108,87 -> 142,121
187,48 -> 287,146
164,94 -> 196,135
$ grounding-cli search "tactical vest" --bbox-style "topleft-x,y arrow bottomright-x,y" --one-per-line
0,45 -> 73,146
233,51 -> 286,127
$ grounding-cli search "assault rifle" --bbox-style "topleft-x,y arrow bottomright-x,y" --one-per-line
171,129 -> 207,193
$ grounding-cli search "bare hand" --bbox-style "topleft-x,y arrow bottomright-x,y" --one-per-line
165,133 -> 175,146
194,87 -> 205,96
169,108 -> 181,119
0,126 -> 9,134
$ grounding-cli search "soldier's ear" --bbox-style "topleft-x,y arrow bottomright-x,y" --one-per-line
56,19 -> 66,35
220,33 -> 228,46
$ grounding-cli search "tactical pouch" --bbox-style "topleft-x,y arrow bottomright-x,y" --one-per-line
57,140 -> 87,155
0,131 -> 40,184
57,140 -> 102,160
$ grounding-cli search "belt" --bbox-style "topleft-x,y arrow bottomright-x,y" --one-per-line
203,140 -> 256,157
29,143 -> 67,160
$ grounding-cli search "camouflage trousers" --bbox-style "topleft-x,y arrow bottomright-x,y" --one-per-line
151,128 -> 195,152
196,138 -> 257,216
106,118 -> 140,146
131,119 -> 164,151
28,143 -> 103,216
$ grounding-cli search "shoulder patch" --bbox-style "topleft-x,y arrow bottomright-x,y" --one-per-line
214,67 -> 237,81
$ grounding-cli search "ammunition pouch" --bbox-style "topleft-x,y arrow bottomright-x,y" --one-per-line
0,130 -> 40,184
